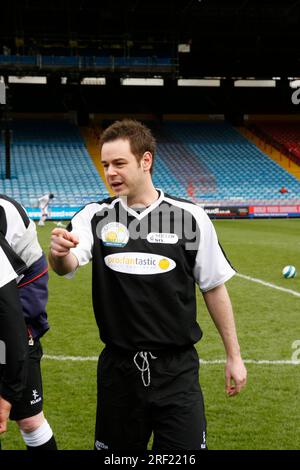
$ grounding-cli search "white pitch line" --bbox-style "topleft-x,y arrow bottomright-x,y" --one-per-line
43,273 -> 300,366
44,355 -> 98,361
43,355 -> 300,365
236,273 -> 300,298
199,359 -> 300,365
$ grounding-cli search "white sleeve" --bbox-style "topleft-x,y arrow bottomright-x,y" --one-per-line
193,208 -> 236,292
4,202 -> 42,266
68,205 -> 95,267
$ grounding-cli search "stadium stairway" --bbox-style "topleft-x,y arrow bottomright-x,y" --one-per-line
80,126 -> 113,196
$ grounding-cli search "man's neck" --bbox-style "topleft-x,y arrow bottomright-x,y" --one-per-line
125,187 -> 159,208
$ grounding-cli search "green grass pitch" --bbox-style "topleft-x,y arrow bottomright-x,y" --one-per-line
2,218 -> 300,450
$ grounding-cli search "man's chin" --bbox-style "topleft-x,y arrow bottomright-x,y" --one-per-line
111,187 -> 128,197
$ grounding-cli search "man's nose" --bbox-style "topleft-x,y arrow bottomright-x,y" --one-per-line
106,165 -> 117,176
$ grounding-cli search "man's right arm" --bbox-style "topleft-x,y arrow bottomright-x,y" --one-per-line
48,228 -> 79,275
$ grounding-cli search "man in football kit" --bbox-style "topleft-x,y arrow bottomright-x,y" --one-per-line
49,119 -> 247,450
0,195 -> 57,450
0,236 -> 28,441
38,193 -> 54,226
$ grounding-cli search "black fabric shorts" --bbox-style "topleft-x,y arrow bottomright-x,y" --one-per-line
9,339 -> 43,421
95,345 -> 207,451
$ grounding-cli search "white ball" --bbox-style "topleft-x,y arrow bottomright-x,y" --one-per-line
282,265 -> 297,278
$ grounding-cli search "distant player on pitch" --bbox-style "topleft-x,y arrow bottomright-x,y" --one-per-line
38,193 -> 54,226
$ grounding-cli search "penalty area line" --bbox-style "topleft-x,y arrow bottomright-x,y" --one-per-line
43,355 -> 300,365
236,273 -> 300,298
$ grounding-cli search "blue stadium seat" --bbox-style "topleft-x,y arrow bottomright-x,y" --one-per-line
0,119 -> 109,207
2,120 -> 300,208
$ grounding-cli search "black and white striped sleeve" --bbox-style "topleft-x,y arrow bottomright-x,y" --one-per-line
0,239 -> 28,402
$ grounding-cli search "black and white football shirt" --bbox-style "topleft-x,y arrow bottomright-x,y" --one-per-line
0,195 -> 42,275
68,190 -> 235,351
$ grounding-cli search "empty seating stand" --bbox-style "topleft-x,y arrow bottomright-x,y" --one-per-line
0,119 -> 109,208
153,121 -> 300,205
2,119 -> 300,210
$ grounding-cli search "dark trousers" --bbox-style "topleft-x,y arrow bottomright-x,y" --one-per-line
95,345 -> 207,450
9,340 -> 43,421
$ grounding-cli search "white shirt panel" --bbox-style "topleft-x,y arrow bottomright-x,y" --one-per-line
69,203 -> 101,267
1,199 -> 42,266
192,210 -> 236,291
0,245 -> 18,288
163,197 -> 235,291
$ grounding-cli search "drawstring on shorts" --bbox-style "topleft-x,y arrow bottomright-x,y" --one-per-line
133,351 -> 157,387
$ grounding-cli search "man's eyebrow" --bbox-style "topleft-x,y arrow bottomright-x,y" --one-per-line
101,157 -> 127,164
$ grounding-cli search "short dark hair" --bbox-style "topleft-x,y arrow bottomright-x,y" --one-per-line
99,119 -> 156,174
49,193 -> 54,199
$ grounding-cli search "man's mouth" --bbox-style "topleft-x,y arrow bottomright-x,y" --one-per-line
110,182 -> 124,191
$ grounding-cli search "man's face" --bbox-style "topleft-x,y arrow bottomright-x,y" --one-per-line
101,138 -> 146,198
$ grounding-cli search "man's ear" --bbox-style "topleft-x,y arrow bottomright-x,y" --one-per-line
142,151 -> 153,171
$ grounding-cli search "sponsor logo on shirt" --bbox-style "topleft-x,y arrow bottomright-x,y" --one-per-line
104,252 -> 176,275
101,222 -> 129,247
147,232 -> 178,244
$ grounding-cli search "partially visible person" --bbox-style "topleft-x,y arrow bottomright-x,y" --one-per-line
38,193 -> 54,226
0,195 -> 57,450
0,235 -> 28,442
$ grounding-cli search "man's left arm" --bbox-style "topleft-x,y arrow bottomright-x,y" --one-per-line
0,279 -> 28,433
202,283 -> 247,397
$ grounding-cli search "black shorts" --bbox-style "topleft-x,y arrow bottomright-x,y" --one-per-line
10,340 -> 43,421
95,345 -> 207,451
